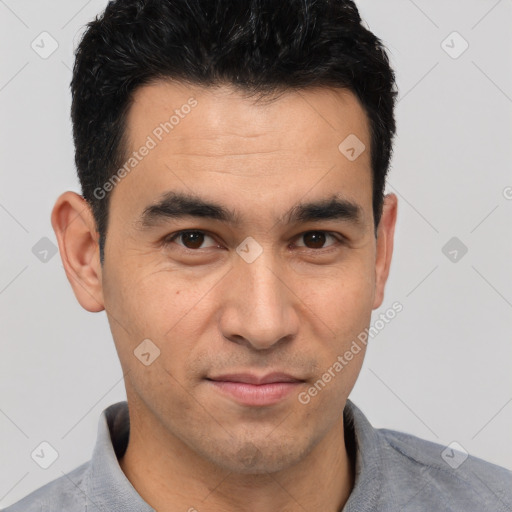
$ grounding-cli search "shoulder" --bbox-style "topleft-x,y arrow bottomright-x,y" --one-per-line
2,462 -> 89,512
378,427 -> 512,509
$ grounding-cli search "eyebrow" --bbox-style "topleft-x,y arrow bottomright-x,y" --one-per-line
138,191 -> 364,229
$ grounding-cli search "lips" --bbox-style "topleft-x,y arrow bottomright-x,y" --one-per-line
206,372 -> 304,385
206,372 -> 305,406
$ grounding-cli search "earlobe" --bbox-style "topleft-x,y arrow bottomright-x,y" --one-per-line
51,191 -> 105,312
372,193 -> 398,310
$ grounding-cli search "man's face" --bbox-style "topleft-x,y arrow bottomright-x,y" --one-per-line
77,81 -> 395,474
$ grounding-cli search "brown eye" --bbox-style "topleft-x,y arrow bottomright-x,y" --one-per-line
165,230 -> 218,250
296,231 -> 339,250
180,231 -> 205,249
303,232 -> 326,249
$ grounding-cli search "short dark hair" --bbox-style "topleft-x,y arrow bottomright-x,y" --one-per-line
71,0 -> 398,263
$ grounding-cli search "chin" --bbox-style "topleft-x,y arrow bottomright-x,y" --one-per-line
202,438 -> 306,475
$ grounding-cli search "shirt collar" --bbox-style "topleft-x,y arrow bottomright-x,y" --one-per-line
83,399 -> 382,511
342,398 -> 384,511
85,401 -> 155,511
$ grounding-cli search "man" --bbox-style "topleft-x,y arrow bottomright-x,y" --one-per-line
5,0 -> 511,511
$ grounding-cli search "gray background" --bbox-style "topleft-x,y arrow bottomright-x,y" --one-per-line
1,0 -> 511,507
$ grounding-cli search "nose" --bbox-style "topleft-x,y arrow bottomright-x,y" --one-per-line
218,252 -> 299,351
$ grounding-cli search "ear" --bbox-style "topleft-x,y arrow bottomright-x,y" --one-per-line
372,193 -> 398,310
51,191 -> 105,312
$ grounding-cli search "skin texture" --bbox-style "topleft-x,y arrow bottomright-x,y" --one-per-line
51,81 -> 397,512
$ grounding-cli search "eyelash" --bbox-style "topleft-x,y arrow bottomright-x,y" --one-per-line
162,229 -> 346,254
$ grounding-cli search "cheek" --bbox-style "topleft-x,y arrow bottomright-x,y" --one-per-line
295,262 -> 374,394
299,259 -> 375,328
103,265 -> 221,371
105,262 -> 200,330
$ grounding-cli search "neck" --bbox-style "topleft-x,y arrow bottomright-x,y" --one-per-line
118,402 -> 355,512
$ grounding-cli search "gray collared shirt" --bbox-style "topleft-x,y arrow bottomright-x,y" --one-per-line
3,399 -> 512,511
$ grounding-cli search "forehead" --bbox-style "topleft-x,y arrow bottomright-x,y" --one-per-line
126,80 -> 370,155
111,80 -> 373,228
